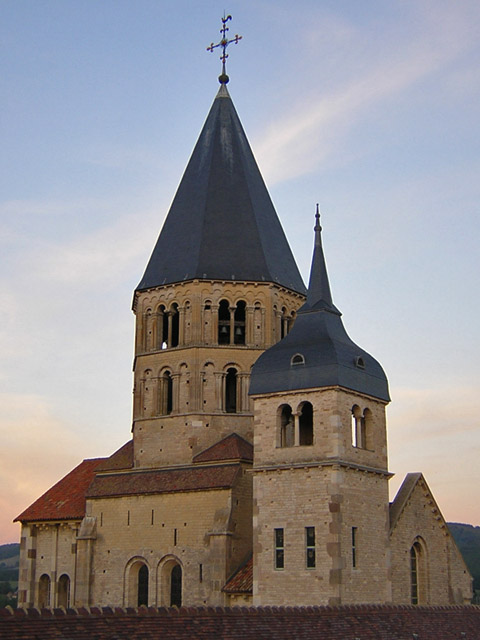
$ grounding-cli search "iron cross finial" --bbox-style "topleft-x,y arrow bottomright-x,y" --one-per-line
207,14 -> 242,84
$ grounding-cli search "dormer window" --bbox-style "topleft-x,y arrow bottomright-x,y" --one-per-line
354,356 -> 365,369
291,354 -> 305,366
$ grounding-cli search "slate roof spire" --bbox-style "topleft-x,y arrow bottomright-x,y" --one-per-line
249,208 -> 390,401
136,81 -> 306,294
306,204 -> 338,313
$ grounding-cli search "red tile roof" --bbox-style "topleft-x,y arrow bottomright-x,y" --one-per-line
1,605 -> 479,639
193,433 -> 253,464
223,556 -> 253,593
95,440 -> 133,472
86,464 -> 241,499
14,458 -> 106,523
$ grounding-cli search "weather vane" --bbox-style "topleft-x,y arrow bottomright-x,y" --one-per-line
207,14 -> 242,84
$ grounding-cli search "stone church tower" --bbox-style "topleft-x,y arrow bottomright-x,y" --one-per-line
15,29 -> 472,608
250,209 -> 392,605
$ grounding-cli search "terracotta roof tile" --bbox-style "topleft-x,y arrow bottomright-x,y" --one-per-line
86,464 -> 241,499
95,440 -> 133,472
14,458 -> 105,523
193,433 -> 253,464
223,556 -> 253,593
1,605 -> 480,639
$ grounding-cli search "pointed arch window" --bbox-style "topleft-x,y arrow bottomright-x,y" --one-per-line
298,401 -> 314,445
225,368 -> 238,413
410,538 -> 427,605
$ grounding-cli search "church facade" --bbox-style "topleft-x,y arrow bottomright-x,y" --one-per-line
15,73 -> 472,609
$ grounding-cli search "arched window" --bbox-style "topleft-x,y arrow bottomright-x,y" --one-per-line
225,368 -> 237,413
410,538 -> 427,605
291,353 -> 305,366
160,370 -> 173,415
170,303 -> 179,348
170,564 -> 182,607
138,564 -> 149,606
278,404 -> 293,447
351,405 -> 364,448
57,574 -> 70,608
158,305 -> 168,349
218,299 -> 230,344
298,401 -> 314,445
234,300 -> 246,344
38,574 -> 50,608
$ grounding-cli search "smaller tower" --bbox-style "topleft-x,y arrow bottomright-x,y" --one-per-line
250,207 -> 392,606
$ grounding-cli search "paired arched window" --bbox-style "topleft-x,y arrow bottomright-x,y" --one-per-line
351,405 -> 372,449
38,574 -> 50,608
218,300 -> 246,345
57,574 -> 70,608
277,401 -> 314,447
126,559 -> 149,607
156,304 -> 179,349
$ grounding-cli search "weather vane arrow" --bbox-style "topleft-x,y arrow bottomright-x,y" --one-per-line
207,14 -> 242,84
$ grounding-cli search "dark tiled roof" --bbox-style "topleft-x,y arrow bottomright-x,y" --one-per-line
14,458 -> 105,523
193,433 -> 253,464
95,440 -> 133,472
136,84 -> 306,295
223,556 -> 253,593
86,464 -> 241,499
2,605 -> 480,639
250,215 -> 390,402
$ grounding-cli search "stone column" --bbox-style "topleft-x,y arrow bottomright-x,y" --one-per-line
293,412 -> 300,446
238,373 -> 250,412
246,305 -> 254,346
229,307 -> 235,345
211,304 -> 219,345
167,312 -> 173,347
215,372 -> 225,411
178,306 -> 185,345
75,517 -> 97,607
171,373 -> 181,414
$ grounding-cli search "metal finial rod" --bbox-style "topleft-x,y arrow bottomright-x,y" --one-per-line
206,14 -> 242,84
315,203 -> 322,231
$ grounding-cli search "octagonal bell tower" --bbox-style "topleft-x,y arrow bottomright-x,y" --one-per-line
132,80 -> 306,470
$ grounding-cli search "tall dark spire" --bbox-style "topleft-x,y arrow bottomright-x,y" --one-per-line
136,84 -> 306,294
306,205 -> 338,312
249,209 -> 390,401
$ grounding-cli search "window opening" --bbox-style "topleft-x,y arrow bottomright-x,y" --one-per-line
352,527 -> 358,568
170,303 -> 179,347
170,565 -> 182,607
279,404 -> 293,448
225,368 -> 237,413
306,527 -> 316,568
57,574 -> 70,608
351,405 -> 364,448
160,371 -> 173,415
158,305 -> 168,348
299,402 -> 314,445
234,300 -> 246,344
274,528 -> 284,570
137,564 -> 148,606
411,545 -> 418,604
38,574 -> 50,608
218,300 -> 230,344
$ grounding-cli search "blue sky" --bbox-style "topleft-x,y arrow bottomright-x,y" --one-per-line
1,0 -> 479,543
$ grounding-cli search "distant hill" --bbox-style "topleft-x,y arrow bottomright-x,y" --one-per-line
448,523 -> 480,592
0,543 -> 19,607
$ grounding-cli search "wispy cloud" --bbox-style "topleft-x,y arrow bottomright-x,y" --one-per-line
254,3 -> 479,184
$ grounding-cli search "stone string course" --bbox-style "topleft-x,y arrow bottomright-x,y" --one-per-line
1,604 -> 480,639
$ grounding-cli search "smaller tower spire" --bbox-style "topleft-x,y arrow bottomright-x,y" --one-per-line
306,204 -> 337,312
207,14 -> 242,84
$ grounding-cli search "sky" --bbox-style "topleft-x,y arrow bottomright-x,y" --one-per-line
1,0 -> 479,544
